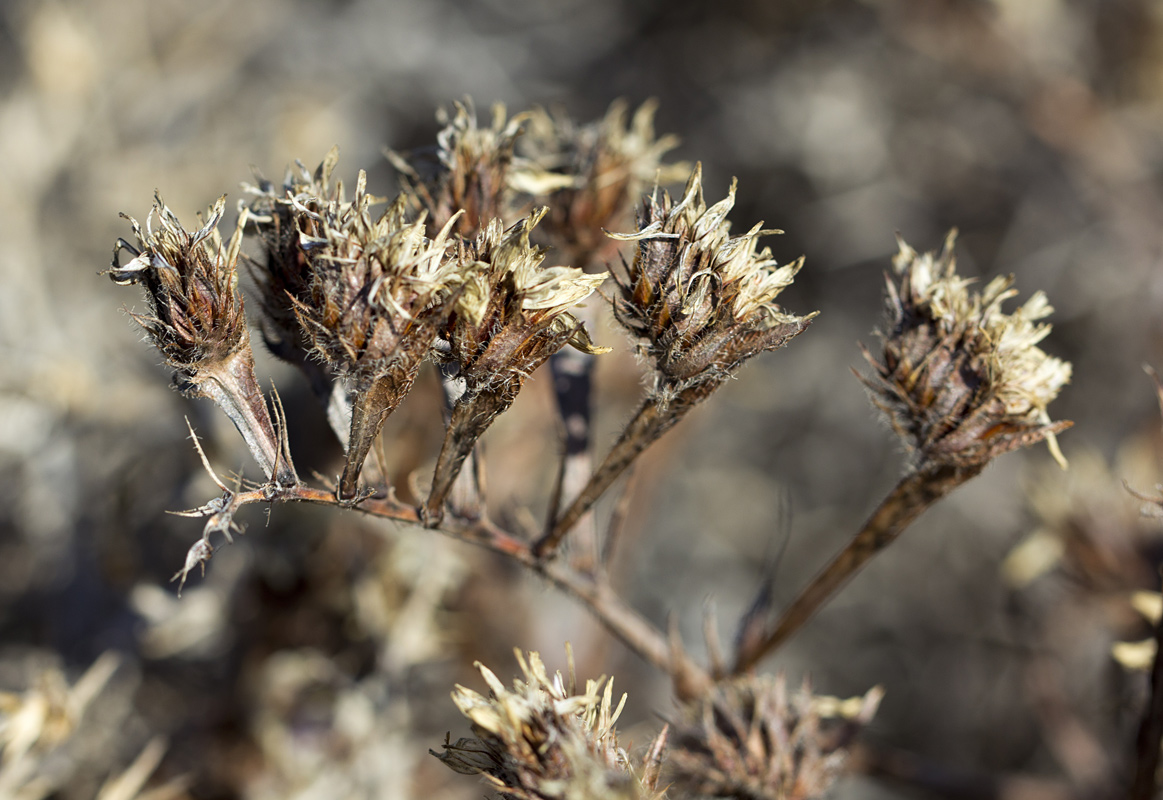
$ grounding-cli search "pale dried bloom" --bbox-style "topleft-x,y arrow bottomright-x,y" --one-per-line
1113,592 -> 1163,670
291,171 -> 467,499
609,164 -> 815,399
426,210 -> 606,522
540,166 -> 813,553
0,653 -> 176,800
668,675 -> 882,800
243,147 -> 341,385
110,196 -> 297,486
520,99 -> 689,268
862,232 -> 1072,471
390,100 -> 557,237
434,649 -> 667,800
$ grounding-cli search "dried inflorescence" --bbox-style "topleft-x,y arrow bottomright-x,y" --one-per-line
426,210 -> 607,522
539,165 -> 814,553
520,100 -> 689,269
391,100 -> 554,237
434,650 -> 667,800
110,195 -> 297,486
291,172 -> 469,500
610,164 -> 815,395
862,232 -> 1072,472
668,675 -> 882,800
243,148 -> 341,391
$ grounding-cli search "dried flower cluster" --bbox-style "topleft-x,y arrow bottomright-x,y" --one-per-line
435,650 -> 667,800
668,675 -> 882,800
862,232 -> 1072,473
519,100 -> 689,268
426,210 -> 607,522
106,98 -> 1082,800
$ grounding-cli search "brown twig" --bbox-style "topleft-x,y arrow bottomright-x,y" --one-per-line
203,481 -> 709,694
733,462 -> 980,674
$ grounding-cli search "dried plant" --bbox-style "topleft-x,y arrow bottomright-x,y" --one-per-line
434,649 -> 667,800
667,675 -> 882,800
110,196 -> 297,487
425,209 -> 606,524
538,164 -> 815,555
103,99 -> 1089,800
732,232 -> 1072,673
288,175 -> 467,500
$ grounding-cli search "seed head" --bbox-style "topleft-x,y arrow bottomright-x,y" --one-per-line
242,146 -> 342,370
609,164 -> 815,402
291,170 -> 467,498
426,210 -> 606,521
447,207 -> 608,386
292,176 -> 463,378
520,99 -> 689,266
390,100 -> 555,237
110,196 -> 297,485
434,649 -> 667,800
862,232 -> 1072,471
109,194 -> 247,377
668,675 -> 882,800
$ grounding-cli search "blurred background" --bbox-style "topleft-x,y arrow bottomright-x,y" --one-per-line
3,0 -> 1163,797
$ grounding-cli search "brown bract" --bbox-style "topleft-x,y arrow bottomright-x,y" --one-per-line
861,232 -> 1072,471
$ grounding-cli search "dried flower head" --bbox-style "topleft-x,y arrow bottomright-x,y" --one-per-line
434,649 -> 667,800
668,675 -> 882,800
538,166 -> 813,554
291,171 -> 466,499
862,232 -> 1072,472
425,209 -> 606,522
609,164 -> 815,400
243,147 -> 341,382
110,194 -> 247,374
110,195 -> 297,486
520,99 -> 689,268
390,100 -> 554,237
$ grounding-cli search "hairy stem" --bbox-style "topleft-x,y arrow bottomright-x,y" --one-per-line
339,372 -> 408,500
425,382 -> 518,525
192,350 -> 298,487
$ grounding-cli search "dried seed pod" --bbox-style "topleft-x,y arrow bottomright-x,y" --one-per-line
434,649 -> 667,800
669,675 -> 882,800
862,232 -> 1072,471
110,195 -> 297,486
730,235 -> 1076,672
425,209 -> 607,523
610,163 -> 815,394
291,172 -> 467,500
539,166 -> 813,555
